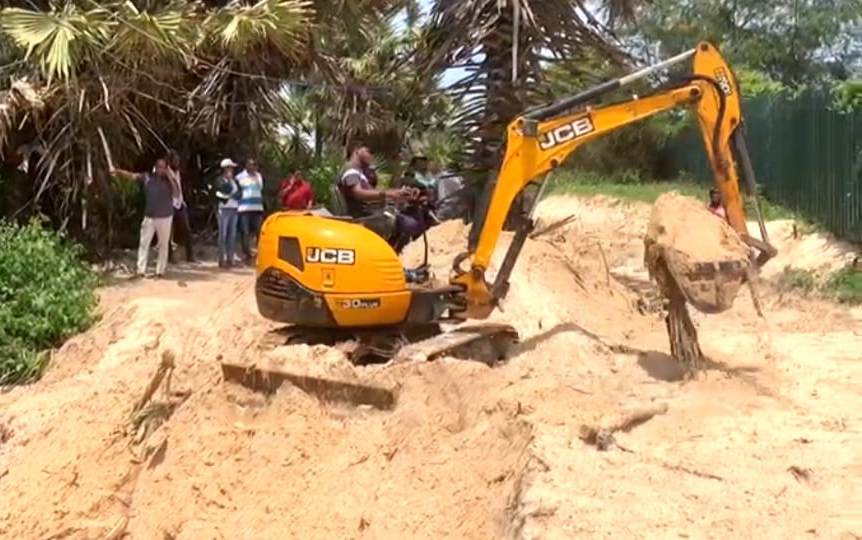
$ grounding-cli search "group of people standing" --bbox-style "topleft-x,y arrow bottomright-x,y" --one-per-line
113,153 -> 272,276
212,157 -> 268,268
213,158 -> 315,268
117,144 -> 460,279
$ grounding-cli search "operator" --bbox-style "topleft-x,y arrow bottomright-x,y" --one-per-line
339,143 -> 426,253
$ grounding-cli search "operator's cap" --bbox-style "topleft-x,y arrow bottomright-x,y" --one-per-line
220,158 -> 238,168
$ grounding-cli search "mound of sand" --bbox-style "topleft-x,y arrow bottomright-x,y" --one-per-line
1,195 -> 860,539
644,192 -> 752,314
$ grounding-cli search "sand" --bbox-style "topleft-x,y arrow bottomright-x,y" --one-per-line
0,193 -> 860,539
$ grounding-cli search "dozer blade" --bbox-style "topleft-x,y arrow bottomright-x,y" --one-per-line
392,323 -> 519,365
221,361 -> 397,410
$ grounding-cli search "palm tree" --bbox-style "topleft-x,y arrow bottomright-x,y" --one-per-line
421,0 -> 636,223
0,0 -> 313,246
266,7 -> 449,169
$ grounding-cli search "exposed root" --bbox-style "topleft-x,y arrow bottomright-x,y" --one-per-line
101,516 -> 128,540
579,402 -> 670,451
657,461 -> 725,482
132,350 -> 175,415
665,289 -> 704,378
530,214 -> 576,239
650,258 -> 704,378
127,349 -> 186,463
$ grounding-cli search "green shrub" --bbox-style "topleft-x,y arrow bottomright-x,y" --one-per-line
777,267 -> 818,294
824,265 -> 862,305
0,220 -> 97,384
833,80 -> 862,113
305,151 -> 345,208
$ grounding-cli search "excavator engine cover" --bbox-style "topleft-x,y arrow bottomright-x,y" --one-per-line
644,192 -> 752,314
256,212 -> 416,328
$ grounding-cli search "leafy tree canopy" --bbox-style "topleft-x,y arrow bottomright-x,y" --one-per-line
627,0 -> 862,85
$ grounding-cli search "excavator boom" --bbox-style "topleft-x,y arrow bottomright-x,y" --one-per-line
451,42 -> 776,320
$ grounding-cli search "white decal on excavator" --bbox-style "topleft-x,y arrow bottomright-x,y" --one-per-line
538,116 -> 595,150
714,68 -> 734,96
306,247 -> 355,265
339,298 -> 381,310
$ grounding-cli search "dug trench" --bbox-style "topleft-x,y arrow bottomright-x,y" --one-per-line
0,194 -> 859,539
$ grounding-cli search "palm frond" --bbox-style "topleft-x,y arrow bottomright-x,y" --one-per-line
421,0 -> 635,176
111,2 -> 194,66
0,78 -> 46,158
0,5 -> 112,81
205,0 -> 312,58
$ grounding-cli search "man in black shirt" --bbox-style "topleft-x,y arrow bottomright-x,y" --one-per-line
338,144 -> 426,252
338,145 -> 409,216
112,158 -> 179,278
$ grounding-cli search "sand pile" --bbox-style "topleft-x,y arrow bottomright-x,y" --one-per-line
1,195 -> 860,539
1,217 -> 619,539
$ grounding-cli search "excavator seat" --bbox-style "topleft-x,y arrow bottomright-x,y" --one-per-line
327,183 -> 397,241
328,184 -> 349,215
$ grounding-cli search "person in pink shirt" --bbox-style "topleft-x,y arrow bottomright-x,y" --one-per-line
707,188 -> 727,219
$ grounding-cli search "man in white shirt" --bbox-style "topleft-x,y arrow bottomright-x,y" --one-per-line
236,157 -> 265,263
166,150 -> 196,263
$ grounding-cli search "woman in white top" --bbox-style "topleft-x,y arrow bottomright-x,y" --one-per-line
215,158 -> 241,268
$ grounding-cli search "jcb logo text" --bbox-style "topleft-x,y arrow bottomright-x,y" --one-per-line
305,247 -> 356,265
714,68 -> 734,96
538,116 -> 595,150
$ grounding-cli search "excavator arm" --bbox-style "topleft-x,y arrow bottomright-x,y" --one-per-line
450,42 -> 777,320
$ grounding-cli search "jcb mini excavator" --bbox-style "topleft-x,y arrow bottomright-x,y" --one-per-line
253,42 -> 777,363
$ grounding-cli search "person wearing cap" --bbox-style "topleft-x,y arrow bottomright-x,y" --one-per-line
214,158 -> 241,268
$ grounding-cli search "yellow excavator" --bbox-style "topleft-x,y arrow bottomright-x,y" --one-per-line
252,42 -> 777,364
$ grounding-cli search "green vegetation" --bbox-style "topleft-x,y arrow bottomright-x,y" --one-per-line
777,267 -> 819,295
547,170 -> 812,224
824,266 -> 862,304
774,265 -> 862,304
549,171 -> 703,202
0,221 -> 97,384
627,0 -> 861,85
834,80 -> 862,113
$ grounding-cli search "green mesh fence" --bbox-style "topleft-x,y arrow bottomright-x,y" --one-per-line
666,92 -> 862,242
